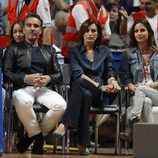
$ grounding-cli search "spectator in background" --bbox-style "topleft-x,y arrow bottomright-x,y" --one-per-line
51,10 -> 69,48
119,19 -> 158,142
62,0 -> 111,58
106,3 -> 129,49
104,0 -> 126,10
9,20 -> 24,44
0,0 -> 52,47
52,0 -> 71,19
106,0 -> 121,5
120,0 -> 158,46
0,2 -> 5,36
5,19 -> 25,146
53,19 -> 120,156
122,0 -> 141,15
1,20 -> 24,109
3,13 -> 67,154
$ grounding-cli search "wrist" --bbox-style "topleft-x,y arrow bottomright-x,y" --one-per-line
108,78 -> 116,85
24,75 -> 28,84
98,83 -> 102,90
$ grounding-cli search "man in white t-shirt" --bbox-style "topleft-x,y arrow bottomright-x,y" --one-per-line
71,1 -> 111,34
120,0 -> 158,46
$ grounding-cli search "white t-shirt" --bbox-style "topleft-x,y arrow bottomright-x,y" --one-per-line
1,0 -> 8,10
71,4 -> 111,35
127,14 -> 158,46
133,0 -> 140,7
146,15 -> 158,46
37,0 -> 51,27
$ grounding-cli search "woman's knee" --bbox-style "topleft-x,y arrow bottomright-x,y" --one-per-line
59,100 -> 67,111
72,78 -> 84,87
50,99 -> 67,112
83,89 -> 92,98
143,97 -> 152,110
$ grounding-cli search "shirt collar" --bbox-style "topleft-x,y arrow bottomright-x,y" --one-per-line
79,44 -> 99,54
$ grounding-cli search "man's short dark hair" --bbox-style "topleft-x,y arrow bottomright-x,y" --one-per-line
24,12 -> 43,28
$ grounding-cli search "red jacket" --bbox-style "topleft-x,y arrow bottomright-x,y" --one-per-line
132,10 -> 145,21
7,0 -> 39,26
0,0 -> 39,48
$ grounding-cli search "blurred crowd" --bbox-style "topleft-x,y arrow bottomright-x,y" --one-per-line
1,0 -> 157,51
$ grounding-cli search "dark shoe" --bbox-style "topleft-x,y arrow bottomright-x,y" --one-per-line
120,117 -> 139,142
16,134 -> 35,153
32,133 -> 44,155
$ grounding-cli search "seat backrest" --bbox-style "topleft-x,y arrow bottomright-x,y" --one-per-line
60,64 -> 71,85
111,49 -> 123,74
0,67 -> 3,155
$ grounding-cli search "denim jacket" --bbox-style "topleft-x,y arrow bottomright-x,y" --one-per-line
119,48 -> 158,86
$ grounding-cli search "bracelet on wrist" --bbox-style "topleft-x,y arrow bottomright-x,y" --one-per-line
24,75 -> 28,84
98,83 -> 102,90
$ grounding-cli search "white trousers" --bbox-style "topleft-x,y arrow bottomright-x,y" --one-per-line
13,86 -> 67,137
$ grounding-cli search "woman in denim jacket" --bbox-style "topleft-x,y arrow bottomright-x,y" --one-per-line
119,19 -> 158,142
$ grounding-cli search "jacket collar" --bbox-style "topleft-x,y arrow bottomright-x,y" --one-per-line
79,44 -> 99,54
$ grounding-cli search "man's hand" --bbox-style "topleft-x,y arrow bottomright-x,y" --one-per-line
25,74 -> 41,85
34,75 -> 51,88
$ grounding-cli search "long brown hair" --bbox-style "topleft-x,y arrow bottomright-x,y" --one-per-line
129,18 -> 158,51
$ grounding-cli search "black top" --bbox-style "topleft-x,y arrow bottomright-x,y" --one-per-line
31,46 -> 46,74
3,41 -> 62,90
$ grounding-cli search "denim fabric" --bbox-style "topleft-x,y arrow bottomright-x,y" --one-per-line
119,48 -> 158,86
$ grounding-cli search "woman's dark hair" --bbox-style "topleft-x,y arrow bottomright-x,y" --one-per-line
129,19 -> 156,49
25,0 -> 31,5
10,20 -> 24,43
106,3 -> 121,34
79,19 -> 102,46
